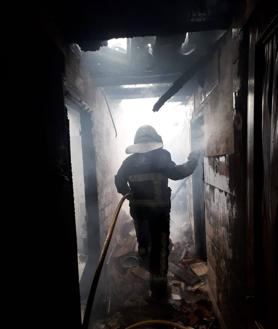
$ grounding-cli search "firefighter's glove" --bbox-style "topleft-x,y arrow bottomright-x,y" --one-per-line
188,150 -> 201,161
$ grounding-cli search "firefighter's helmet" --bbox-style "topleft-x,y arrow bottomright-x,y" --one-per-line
126,125 -> 163,154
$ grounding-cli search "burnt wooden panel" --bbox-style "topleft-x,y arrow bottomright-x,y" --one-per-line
204,184 -> 235,262
203,31 -> 234,156
199,26 -> 248,329
205,181 -> 246,329
204,156 -> 232,195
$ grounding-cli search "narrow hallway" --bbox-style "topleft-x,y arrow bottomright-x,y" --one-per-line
14,2 -> 277,329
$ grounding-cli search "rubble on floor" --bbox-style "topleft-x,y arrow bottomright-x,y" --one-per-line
190,262 -> 208,277
91,217 -> 218,328
91,247 -> 219,328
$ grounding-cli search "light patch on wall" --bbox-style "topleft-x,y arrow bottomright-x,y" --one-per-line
107,38 -> 127,53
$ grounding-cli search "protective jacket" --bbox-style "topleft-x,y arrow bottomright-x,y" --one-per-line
115,148 -> 198,208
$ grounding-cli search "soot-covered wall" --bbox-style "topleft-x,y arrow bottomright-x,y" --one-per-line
193,29 -> 248,329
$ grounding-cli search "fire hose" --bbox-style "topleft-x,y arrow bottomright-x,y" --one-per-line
82,193 -> 130,329
82,193 -> 192,329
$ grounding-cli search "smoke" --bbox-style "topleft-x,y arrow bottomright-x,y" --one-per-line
66,34 -> 205,323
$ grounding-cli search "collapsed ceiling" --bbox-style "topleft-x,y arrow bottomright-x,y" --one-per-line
54,0 -> 233,102
42,0 -> 234,50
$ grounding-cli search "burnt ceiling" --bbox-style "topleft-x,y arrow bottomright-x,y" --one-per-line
50,0 -> 234,98
43,0 -> 234,50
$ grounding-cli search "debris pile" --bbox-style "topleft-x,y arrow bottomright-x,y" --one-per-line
91,214 -> 219,329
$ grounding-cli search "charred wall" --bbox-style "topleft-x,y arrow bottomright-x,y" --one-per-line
90,90 -> 121,243
65,48 -> 124,314
193,29 -> 248,329
65,49 -> 121,247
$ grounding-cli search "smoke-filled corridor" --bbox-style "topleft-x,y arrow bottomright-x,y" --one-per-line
14,2 -> 277,329
67,65 -> 207,326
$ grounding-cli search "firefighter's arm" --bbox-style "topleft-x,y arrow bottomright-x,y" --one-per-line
114,161 -> 131,195
164,151 -> 200,180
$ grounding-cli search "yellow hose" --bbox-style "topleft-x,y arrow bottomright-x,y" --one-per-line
125,319 -> 193,329
82,194 -> 131,329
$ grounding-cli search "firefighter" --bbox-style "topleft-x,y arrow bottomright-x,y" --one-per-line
115,125 -> 200,300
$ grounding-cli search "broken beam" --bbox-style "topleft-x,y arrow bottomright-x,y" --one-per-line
152,35 -> 225,112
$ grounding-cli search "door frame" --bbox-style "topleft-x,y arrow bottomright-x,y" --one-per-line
246,11 -> 278,329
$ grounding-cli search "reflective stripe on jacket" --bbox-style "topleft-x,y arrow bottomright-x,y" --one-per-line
115,148 -> 198,207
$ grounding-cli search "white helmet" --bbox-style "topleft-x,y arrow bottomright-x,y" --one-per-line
125,125 -> 163,154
